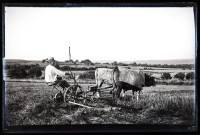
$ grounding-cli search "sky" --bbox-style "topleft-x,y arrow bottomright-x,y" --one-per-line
4,7 -> 195,62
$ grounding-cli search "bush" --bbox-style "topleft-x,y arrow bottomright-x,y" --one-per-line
4,65 -> 11,69
174,72 -> 185,80
170,78 -> 184,85
118,62 -> 128,66
54,62 -> 60,69
89,67 -> 96,70
186,72 -> 194,80
112,61 -> 118,65
145,73 -> 156,86
8,65 -> 29,79
28,65 -> 42,78
60,66 -> 96,71
81,59 -> 94,66
79,71 -> 95,79
7,64 -> 42,79
60,66 -> 71,70
161,73 -> 172,80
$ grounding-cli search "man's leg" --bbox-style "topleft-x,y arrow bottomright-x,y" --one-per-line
56,80 -> 70,89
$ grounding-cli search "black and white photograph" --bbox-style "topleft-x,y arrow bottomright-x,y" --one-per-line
2,3 -> 198,133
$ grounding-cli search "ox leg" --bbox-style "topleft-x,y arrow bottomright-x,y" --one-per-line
96,80 -> 104,98
93,80 -> 104,98
132,91 -> 135,100
96,91 -> 100,98
112,86 -> 120,100
112,86 -> 117,100
94,89 -> 100,98
136,91 -> 140,101
116,87 -> 122,99
110,85 -> 116,94
120,89 -> 125,100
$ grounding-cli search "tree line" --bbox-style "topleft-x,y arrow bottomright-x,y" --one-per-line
110,61 -> 194,69
56,59 -> 195,69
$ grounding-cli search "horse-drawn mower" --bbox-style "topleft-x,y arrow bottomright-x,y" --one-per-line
47,70 -> 95,108
47,70 -> 115,109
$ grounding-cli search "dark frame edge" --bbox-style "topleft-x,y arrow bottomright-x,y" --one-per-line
1,2 -> 198,8
1,2 -> 199,133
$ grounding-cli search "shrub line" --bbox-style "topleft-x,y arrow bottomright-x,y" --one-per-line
4,79 -> 96,84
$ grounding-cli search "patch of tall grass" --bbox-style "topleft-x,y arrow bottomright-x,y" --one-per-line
111,92 -> 194,124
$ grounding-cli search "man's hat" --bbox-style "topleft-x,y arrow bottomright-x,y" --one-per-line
46,57 -> 54,63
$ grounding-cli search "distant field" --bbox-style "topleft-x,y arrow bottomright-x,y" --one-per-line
3,67 -> 195,87
142,69 -> 194,73
3,62 -> 194,80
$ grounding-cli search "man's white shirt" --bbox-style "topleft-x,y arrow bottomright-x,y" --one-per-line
45,64 -> 65,83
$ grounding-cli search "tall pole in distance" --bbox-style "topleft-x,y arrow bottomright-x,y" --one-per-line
68,46 -> 76,84
69,46 -> 71,61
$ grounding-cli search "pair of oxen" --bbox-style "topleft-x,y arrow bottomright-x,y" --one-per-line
90,66 -> 156,100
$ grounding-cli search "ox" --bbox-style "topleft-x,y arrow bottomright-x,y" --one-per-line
95,68 -> 113,88
92,67 -> 155,100
89,68 -> 114,97
112,66 -> 156,100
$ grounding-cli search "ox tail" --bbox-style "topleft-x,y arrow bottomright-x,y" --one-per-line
95,68 -> 98,87
112,66 -> 119,91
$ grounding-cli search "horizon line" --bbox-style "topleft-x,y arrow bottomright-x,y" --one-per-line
3,58 -> 195,62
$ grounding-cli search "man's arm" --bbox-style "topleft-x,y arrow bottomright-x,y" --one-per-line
52,66 -> 65,77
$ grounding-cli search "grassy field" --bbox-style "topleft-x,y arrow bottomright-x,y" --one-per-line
3,60 -> 196,130
4,81 -> 196,126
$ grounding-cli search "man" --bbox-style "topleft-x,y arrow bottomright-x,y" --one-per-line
44,57 -> 70,89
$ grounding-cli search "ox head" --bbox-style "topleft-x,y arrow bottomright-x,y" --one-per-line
144,73 -> 156,87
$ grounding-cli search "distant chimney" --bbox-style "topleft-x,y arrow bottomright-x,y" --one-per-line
69,46 -> 71,61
